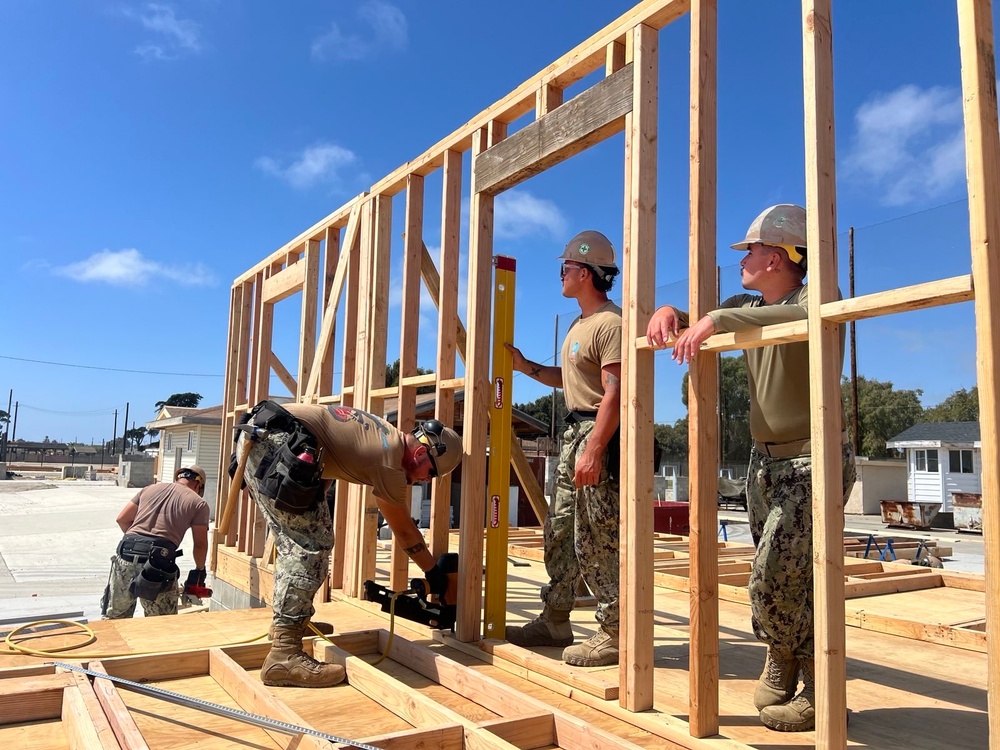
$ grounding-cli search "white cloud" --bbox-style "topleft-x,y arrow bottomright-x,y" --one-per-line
126,3 -> 202,61
255,143 -> 358,190
52,249 -> 215,287
311,0 -> 408,62
842,84 -> 966,206
461,190 -> 568,241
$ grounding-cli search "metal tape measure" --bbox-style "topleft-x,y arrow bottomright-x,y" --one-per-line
52,661 -> 384,750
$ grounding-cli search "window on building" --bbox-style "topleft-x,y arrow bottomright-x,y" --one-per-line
915,449 -> 939,472
165,434 -> 173,451
187,431 -> 194,451
949,449 -> 974,474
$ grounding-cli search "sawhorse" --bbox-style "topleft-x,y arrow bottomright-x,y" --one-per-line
863,534 -> 896,562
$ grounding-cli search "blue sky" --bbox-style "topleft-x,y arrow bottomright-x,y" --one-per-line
0,1 -> 983,445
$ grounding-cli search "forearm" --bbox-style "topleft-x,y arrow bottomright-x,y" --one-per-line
192,541 -> 208,570
586,390 -> 621,458
515,358 -> 562,388
379,499 -> 435,571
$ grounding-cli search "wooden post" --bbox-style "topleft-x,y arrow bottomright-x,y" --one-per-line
391,175 -> 424,592
957,1 -> 1000,746
687,0 -> 719,737
803,1 -> 848,747
620,21 -> 658,712
456,125 -> 496,641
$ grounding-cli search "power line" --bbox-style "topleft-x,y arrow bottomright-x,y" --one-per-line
0,354 -> 221,377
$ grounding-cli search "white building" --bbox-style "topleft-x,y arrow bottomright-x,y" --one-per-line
885,421 -> 981,513
145,404 -> 223,518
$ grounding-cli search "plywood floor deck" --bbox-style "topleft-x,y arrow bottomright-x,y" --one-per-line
0,539 -> 988,750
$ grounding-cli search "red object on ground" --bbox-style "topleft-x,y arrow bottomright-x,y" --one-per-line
653,501 -> 690,536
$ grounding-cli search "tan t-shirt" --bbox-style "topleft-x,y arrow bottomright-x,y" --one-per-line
560,301 -> 622,411
127,482 -> 210,546
284,403 -> 409,506
704,285 -> 846,444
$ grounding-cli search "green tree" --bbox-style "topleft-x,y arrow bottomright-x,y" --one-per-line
923,386 -> 978,422
843,375 -> 923,458
126,426 -> 148,452
384,359 -> 436,394
0,410 -> 9,426
680,354 -> 751,463
514,391 -> 564,438
654,416 -> 689,465
155,392 -> 203,411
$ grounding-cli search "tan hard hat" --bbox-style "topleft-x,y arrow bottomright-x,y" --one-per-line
412,420 -> 463,478
731,204 -> 808,269
557,230 -> 620,276
175,465 -> 207,486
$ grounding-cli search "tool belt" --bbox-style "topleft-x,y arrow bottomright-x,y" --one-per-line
241,400 -> 325,515
119,535 -> 181,601
117,534 -> 177,563
753,430 -> 849,459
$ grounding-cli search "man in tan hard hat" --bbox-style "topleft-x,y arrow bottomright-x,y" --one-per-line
102,465 -> 210,619
504,230 -> 623,667
646,204 -> 856,732
231,401 -> 464,688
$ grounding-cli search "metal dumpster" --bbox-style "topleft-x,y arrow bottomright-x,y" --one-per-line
952,492 -> 983,533
880,500 -> 941,530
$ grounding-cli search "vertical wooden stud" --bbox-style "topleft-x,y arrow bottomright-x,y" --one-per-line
688,0 -> 720,737
457,125 -> 497,641
620,21 -> 658,712
803,1 -> 848,747
957,2 -> 1000,745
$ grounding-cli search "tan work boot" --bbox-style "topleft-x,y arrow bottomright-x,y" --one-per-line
754,648 -> 799,710
759,658 -> 815,732
562,627 -> 618,667
505,606 -> 574,647
261,623 -> 346,688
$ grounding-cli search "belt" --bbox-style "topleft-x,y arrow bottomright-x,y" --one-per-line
117,535 -> 177,563
565,410 -> 598,425
754,431 -> 849,459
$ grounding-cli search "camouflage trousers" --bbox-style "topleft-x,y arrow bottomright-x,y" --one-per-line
746,442 -> 856,659
242,430 -> 333,627
102,554 -> 179,619
541,420 -> 620,629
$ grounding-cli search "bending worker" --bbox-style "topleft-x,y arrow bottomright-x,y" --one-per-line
505,230 -> 622,667
646,204 -> 856,732
102,465 -> 210,619
233,401 -> 463,688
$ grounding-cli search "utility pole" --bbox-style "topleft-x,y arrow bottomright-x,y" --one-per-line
121,402 -> 130,456
849,227 -> 860,456
112,409 -> 118,458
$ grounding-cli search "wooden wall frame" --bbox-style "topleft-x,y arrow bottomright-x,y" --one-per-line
216,1 -> 1000,747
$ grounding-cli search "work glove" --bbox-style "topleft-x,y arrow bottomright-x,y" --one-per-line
183,568 -> 212,599
415,553 -> 459,605
184,568 -> 207,588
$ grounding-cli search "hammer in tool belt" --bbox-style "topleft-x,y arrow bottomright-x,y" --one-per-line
219,424 -> 269,542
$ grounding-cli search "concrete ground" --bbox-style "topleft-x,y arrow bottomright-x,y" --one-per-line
0,479 -> 207,626
0,480 -> 986,628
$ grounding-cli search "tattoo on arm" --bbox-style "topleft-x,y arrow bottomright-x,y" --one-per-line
403,542 -> 427,556
604,372 -> 619,388
530,365 -> 542,378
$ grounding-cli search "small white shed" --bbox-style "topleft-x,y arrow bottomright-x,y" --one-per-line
885,421 -> 981,513
145,404 -> 223,518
